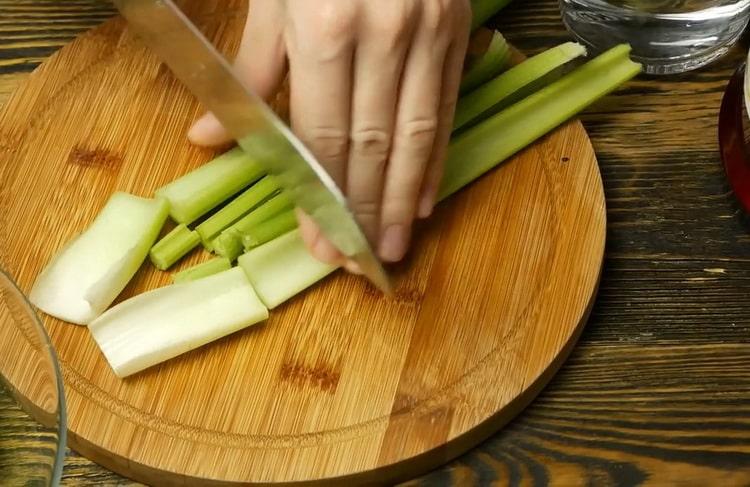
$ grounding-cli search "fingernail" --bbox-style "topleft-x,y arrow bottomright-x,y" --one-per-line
345,260 -> 363,274
417,192 -> 435,219
379,224 -> 410,262
187,113 -> 221,142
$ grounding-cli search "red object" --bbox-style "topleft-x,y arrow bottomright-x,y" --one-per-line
719,63 -> 750,214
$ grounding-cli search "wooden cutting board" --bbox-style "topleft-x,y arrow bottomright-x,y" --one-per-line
0,1 -> 606,485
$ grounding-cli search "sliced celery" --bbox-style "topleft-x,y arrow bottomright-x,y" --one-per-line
441,44 -> 641,200
90,267 -> 268,378
149,224 -> 200,271
155,147 -> 265,225
460,31 -> 510,95
211,191 -> 294,261
471,0 -> 513,31
454,42 -> 587,131
241,209 -> 298,251
237,229 -> 338,309
195,175 -> 279,246
29,192 -> 169,325
172,257 -> 232,284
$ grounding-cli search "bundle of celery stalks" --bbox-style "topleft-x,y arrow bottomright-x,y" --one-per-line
28,1 -> 642,378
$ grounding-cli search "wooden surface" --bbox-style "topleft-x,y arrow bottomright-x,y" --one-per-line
2,1 -> 750,486
0,0 -> 605,485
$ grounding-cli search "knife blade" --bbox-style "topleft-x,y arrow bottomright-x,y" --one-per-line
112,0 -> 392,295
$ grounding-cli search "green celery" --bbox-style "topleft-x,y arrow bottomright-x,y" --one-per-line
241,209 -> 298,251
441,44 -> 641,200
471,0 -> 513,31
195,175 -> 280,246
454,42 -> 587,131
149,224 -> 201,270
237,229 -> 337,309
155,147 -> 265,225
172,257 -> 232,284
460,31 -> 510,95
211,191 -> 294,261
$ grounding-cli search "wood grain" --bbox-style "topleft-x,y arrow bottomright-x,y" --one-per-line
0,0 -> 604,484
3,0 -> 750,485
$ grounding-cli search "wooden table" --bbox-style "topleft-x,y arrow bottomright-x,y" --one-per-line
2,0 -> 750,485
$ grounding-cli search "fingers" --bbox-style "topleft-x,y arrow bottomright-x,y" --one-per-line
417,7 -> 472,217
377,2 -> 456,262
286,1 -> 356,264
346,2 -> 415,245
188,0 -> 288,146
285,0 -> 356,187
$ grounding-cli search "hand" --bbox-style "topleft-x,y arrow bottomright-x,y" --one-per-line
188,0 -> 472,267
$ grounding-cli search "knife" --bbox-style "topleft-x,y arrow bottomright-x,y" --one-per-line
112,0 -> 392,295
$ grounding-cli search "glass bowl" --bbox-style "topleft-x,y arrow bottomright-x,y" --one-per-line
0,268 -> 66,486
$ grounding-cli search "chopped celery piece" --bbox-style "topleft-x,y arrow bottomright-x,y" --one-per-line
195,175 -> 280,246
441,44 -> 641,200
237,229 -> 338,309
212,232 -> 245,263
211,191 -> 294,261
241,209 -> 298,250
471,0 -> 513,31
29,192 -> 169,325
149,224 -> 200,270
89,267 -> 268,378
460,31 -> 510,95
155,147 -> 265,225
454,42 -> 587,131
172,257 -> 232,284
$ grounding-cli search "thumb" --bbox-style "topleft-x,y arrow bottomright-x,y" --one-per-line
188,1 -> 287,147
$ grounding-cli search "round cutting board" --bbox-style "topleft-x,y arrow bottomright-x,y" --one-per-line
0,1 -> 606,485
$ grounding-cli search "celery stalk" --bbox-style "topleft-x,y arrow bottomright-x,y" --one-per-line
172,257 -> 232,284
241,209 -> 298,251
195,175 -> 279,246
90,267 -> 268,377
29,192 -> 169,325
211,191 -> 294,261
441,44 -> 641,200
454,42 -> 587,131
471,0 -> 513,31
237,229 -> 338,309
460,31 -> 510,95
155,147 -> 265,224
149,224 -> 200,270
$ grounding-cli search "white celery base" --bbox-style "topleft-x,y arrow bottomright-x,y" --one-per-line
89,267 -> 268,378
29,192 -> 169,325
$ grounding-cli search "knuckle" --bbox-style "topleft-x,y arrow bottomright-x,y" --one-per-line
350,127 -> 392,160
314,2 -> 357,42
396,118 -> 439,147
304,126 -> 349,161
350,200 -> 381,220
420,0 -> 450,33
368,3 -> 414,47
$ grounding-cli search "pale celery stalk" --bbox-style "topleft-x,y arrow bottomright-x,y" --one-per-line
172,257 -> 232,284
441,44 -> 641,199
90,267 -> 268,378
241,209 -> 298,251
155,147 -> 265,225
460,31 -> 510,95
236,45 -> 641,309
211,191 -> 294,261
195,175 -> 279,246
237,229 -> 337,309
29,192 -> 169,325
454,42 -> 587,130
471,0 -> 513,31
149,224 -> 200,270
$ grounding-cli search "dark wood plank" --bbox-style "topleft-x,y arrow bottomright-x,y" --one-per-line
2,0 -> 750,484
